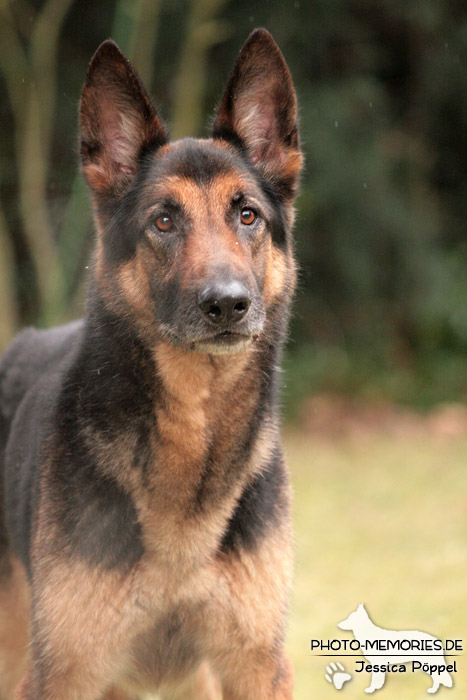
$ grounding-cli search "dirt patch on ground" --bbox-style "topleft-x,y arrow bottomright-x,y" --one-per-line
297,395 -> 467,441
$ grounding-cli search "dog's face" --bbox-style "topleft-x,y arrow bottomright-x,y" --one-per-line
337,603 -> 367,631
79,30 -> 302,354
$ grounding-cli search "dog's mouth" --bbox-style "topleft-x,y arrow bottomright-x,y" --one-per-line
212,330 -> 251,344
191,331 -> 257,355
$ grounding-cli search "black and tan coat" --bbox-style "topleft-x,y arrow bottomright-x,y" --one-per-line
0,29 -> 302,700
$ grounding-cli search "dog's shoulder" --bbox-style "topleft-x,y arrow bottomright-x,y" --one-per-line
1,321 -> 84,573
0,320 -> 84,425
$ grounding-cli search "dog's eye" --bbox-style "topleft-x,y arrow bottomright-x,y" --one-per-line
155,214 -> 173,232
240,208 -> 257,226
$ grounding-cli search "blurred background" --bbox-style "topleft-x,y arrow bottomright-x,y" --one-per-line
0,1 -> 466,698
1,0 -> 466,412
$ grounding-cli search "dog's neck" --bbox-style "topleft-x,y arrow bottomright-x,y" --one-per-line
69,295 -> 280,539
80,291 -> 281,435
350,617 -> 378,643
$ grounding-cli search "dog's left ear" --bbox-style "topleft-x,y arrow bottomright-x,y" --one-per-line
213,29 -> 302,199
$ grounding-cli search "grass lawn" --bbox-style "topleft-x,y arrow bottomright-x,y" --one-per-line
286,429 -> 467,699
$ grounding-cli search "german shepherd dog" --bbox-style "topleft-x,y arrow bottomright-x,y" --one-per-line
0,29 -> 302,699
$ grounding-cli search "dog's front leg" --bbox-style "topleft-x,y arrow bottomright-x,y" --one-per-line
15,673 -> 135,700
207,530 -> 295,700
158,660 -> 221,700
221,651 -> 294,700
365,669 -> 386,694
14,558 -> 145,700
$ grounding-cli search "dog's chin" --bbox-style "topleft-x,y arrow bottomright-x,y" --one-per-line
191,332 -> 256,356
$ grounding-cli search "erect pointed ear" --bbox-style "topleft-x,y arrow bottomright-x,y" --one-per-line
79,40 -> 168,196
213,29 -> 302,199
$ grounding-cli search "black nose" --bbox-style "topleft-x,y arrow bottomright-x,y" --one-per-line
198,281 -> 251,325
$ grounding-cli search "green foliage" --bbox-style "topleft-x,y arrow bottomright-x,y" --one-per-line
0,0 -> 465,407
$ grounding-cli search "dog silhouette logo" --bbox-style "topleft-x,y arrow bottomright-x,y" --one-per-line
337,603 -> 454,694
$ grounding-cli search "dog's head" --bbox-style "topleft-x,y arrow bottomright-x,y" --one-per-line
79,29 -> 302,354
337,603 -> 369,631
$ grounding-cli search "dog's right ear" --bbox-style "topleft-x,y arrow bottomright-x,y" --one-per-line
79,40 -> 168,196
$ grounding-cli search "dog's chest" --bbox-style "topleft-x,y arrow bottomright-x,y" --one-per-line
120,598 -> 211,694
